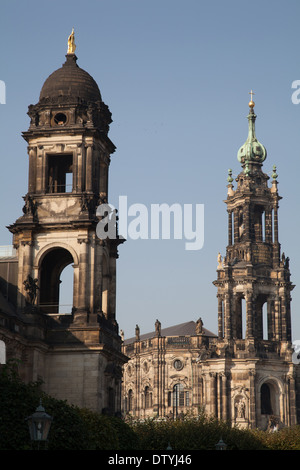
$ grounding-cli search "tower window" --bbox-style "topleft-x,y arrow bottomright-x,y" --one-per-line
39,247 -> 74,314
54,113 -> 67,126
47,154 -> 73,193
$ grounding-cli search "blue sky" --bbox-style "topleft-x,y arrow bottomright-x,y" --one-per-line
1,0 -> 300,341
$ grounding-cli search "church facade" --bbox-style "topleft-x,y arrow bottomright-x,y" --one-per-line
0,31 -> 126,414
122,97 -> 300,430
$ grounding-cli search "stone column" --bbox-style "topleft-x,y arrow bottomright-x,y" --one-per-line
243,202 -> 250,241
280,292 -> 287,341
273,204 -> 279,243
265,209 -> 273,244
224,293 -> 232,339
217,294 -> 223,338
249,369 -> 256,428
221,373 -> 228,421
217,374 -> 222,419
28,146 -> 37,194
210,372 -> 217,417
273,203 -> 280,266
85,144 -> 93,192
288,373 -> 297,426
77,238 -> 89,315
245,290 -> 254,339
227,210 -> 233,246
274,295 -> 281,341
234,209 -> 239,243
77,147 -> 83,192
108,254 -> 117,322
286,295 -> 292,342
94,240 -> 103,313
41,148 -> 48,193
36,146 -> 44,193
134,350 -> 140,418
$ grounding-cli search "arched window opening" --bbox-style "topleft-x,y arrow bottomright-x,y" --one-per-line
238,210 -> 244,241
39,248 -> 74,314
234,295 -> 244,339
261,383 -> 273,415
0,340 -> 6,364
128,390 -> 133,412
173,383 -> 189,417
59,263 -> 74,314
144,386 -> 151,409
255,295 -> 269,340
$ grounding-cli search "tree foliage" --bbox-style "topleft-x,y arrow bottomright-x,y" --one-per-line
0,360 -> 138,450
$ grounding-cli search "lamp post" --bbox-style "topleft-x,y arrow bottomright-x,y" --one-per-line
26,399 -> 53,449
215,437 -> 227,450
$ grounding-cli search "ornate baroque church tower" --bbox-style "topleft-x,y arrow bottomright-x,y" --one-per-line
5,31 -> 126,412
213,94 -> 298,429
121,94 -> 299,429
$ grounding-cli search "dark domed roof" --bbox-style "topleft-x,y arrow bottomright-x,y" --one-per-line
39,54 -> 101,103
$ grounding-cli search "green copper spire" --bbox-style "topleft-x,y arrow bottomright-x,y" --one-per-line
237,91 -> 267,166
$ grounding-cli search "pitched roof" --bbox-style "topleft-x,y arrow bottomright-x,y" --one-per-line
123,320 -> 216,345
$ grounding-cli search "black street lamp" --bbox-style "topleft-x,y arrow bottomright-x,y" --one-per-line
26,400 -> 53,449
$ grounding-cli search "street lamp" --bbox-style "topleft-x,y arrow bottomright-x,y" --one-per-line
26,399 -> 53,448
215,437 -> 227,450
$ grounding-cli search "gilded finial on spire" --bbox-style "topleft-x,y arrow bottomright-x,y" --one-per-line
248,89 -> 255,109
67,28 -> 76,54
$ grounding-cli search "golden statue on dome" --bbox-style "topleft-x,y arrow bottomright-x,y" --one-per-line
67,28 -> 76,54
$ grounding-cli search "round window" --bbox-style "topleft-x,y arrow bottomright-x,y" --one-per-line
173,359 -> 183,370
54,112 -> 67,126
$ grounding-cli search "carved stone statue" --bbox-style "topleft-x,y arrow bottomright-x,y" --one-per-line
235,398 -> 246,419
23,275 -> 39,305
217,252 -> 223,269
135,324 -> 140,341
22,194 -> 37,218
155,319 -> 161,336
196,317 -> 203,334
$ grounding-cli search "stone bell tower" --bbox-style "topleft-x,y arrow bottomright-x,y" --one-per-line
7,31 -> 126,412
212,93 -> 298,429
